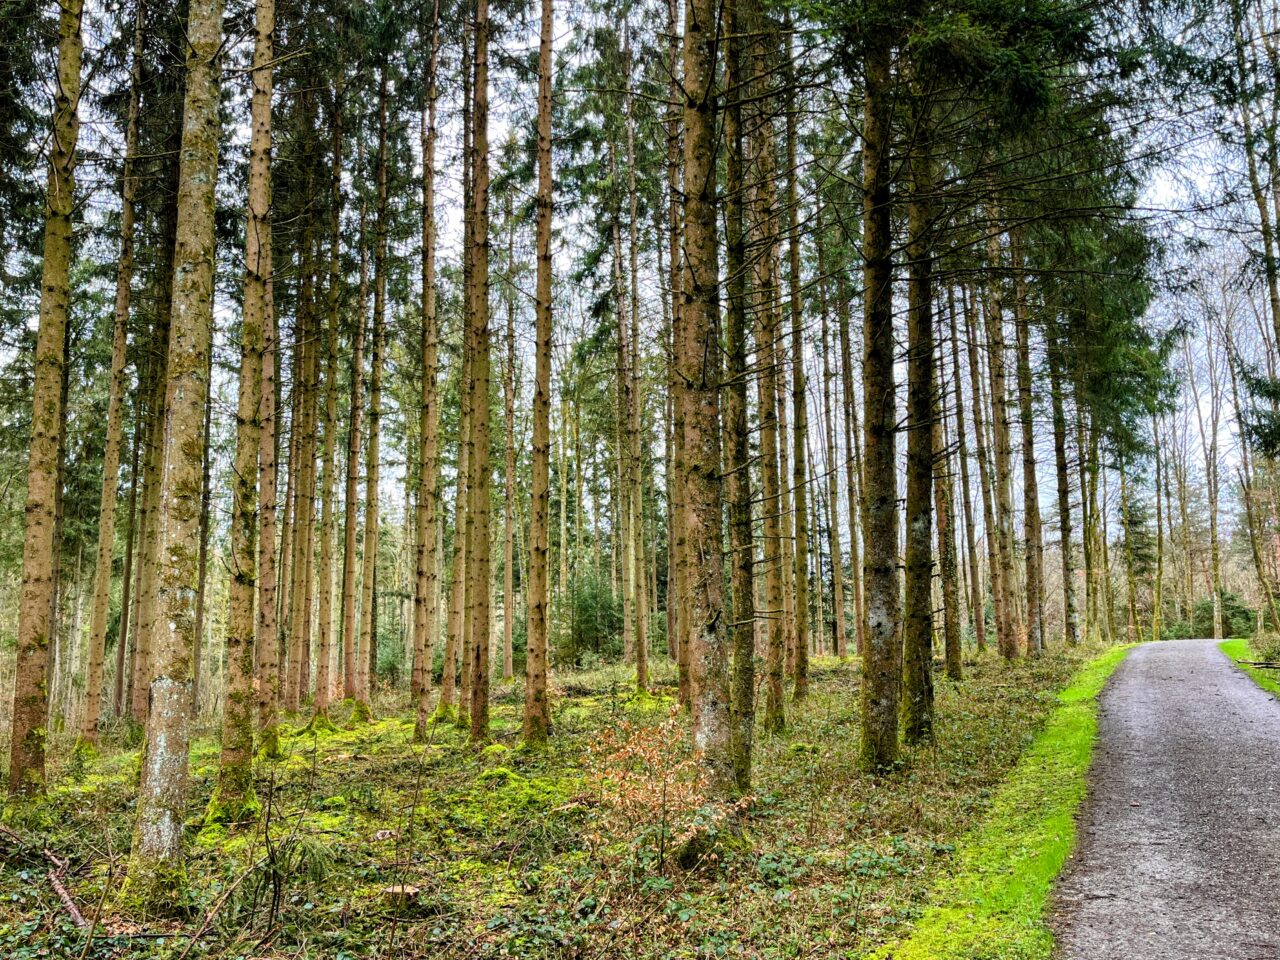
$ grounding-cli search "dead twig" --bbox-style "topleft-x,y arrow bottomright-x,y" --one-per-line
43,849 -> 88,929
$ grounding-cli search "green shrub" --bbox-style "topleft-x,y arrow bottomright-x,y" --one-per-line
1191,591 -> 1255,638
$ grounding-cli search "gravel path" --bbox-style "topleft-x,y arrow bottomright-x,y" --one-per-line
1052,638 -> 1280,959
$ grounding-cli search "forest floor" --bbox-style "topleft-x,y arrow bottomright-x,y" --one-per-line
0,648 -> 1105,959
1051,638 -> 1280,960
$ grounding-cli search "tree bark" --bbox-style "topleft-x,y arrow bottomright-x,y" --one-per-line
784,25 -> 809,700
860,32 -> 899,771
723,0 -> 755,790
524,0 -> 554,745
125,0 -> 222,904
902,130 -> 935,744
82,0 -> 143,745
1047,326 -> 1079,646
7,0 -> 84,795
213,0 -> 271,818
983,218 -> 1021,659
679,0 -> 733,796
948,291 -> 985,653
315,74 -> 344,722
816,235 -> 847,663
359,71 -> 389,708
1012,238 -> 1044,656
467,0 -> 493,744
413,10 -> 442,739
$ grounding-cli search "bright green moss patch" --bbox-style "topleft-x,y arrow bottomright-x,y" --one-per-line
868,644 -> 1131,960
1220,638 -> 1280,697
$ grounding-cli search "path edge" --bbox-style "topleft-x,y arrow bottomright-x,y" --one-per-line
1218,638 -> 1280,697
866,645 -> 1132,960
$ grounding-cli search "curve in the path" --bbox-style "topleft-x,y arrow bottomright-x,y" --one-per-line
1053,638 -> 1280,960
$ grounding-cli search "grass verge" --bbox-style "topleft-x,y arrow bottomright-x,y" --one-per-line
1219,638 -> 1280,697
868,644 -> 1131,960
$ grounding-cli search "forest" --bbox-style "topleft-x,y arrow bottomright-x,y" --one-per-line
1,0 -> 1278,956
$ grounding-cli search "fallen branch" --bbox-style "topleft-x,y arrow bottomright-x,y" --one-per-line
1240,660 -> 1280,669
43,849 -> 88,930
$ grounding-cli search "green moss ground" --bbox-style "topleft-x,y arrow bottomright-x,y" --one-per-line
1,649 -> 1116,959
867,644 -> 1131,960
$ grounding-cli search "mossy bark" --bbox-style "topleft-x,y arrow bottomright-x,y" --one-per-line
8,0 -> 84,797
125,0 -> 222,908
215,0 -> 270,817
82,0 -> 143,745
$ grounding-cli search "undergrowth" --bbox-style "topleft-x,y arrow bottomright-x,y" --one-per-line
0,648 -> 1103,958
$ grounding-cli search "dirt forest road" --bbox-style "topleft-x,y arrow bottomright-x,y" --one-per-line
1052,638 -> 1280,959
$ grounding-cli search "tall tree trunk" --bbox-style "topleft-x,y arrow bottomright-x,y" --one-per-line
359,71 -> 389,709
256,224 -> 280,756
723,0 -> 755,789
1187,333 -> 1224,638
524,0 -> 553,745
838,276 -> 867,659
784,24 -> 809,700
816,229 -> 847,662
287,225 -> 318,712
341,175 -> 368,706
278,372 -> 297,686
948,291 -> 985,653
192,347 -> 215,711
7,0 -> 84,795
413,11 -> 442,739
125,0 -> 222,904
679,0 -> 732,796
1012,240 -> 1044,657
983,219 -> 1021,659
902,126 -> 935,744
82,0 -> 144,745
502,192 -> 516,682
624,22 -> 648,693
611,208 -> 635,673
131,177 -> 178,727
315,74 -> 345,722
1120,461 -> 1139,641
467,0 -> 493,744
212,0 -> 271,818
965,286 -> 1002,654
860,31 -> 899,771
1047,327 -> 1079,646
934,367 -> 962,682
746,19 -> 785,733
113,403 -> 144,717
